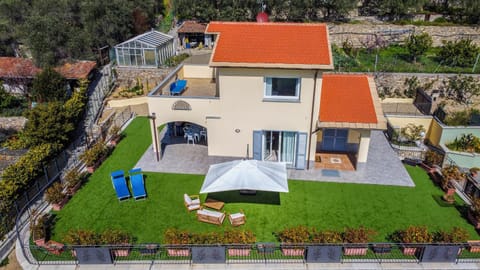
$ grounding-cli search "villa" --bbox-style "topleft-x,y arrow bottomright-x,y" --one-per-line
147,22 -> 388,173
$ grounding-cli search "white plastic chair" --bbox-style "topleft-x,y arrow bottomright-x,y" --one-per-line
186,134 -> 195,145
200,130 -> 207,141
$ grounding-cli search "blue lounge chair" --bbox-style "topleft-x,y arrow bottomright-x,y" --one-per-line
129,168 -> 147,200
169,79 -> 187,95
111,170 -> 130,201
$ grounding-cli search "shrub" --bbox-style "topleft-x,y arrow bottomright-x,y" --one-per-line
342,227 -> 377,243
223,230 -> 256,244
311,229 -> 342,243
433,227 -> 469,243
276,225 -> 310,244
424,150 -> 443,166
164,53 -> 190,67
392,225 -> 432,243
100,229 -> 133,244
164,228 -> 191,245
44,182 -> 67,204
63,167 -> 87,190
190,232 -> 223,244
446,133 -> 480,153
80,141 -> 108,167
63,229 -> 99,245
438,39 -> 479,67
30,213 -> 52,241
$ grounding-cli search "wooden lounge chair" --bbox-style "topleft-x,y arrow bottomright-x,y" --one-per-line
228,210 -> 246,226
184,194 -> 200,211
197,208 -> 225,225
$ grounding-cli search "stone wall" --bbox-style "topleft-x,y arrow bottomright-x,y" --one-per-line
0,117 -> 26,131
114,67 -> 172,92
328,23 -> 480,47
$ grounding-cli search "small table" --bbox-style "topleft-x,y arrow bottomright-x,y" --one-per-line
203,198 -> 224,210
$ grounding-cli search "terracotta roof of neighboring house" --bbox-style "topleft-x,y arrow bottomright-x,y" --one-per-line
0,57 -> 40,78
0,57 -> 96,80
319,74 -> 382,127
178,21 -> 207,33
55,61 -> 96,80
205,22 -> 333,69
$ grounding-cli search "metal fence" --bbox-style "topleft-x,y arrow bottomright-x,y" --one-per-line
24,242 -> 480,266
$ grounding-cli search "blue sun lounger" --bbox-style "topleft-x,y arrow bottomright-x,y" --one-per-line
111,170 -> 130,201
129,168 -> 146,200
169,79 -> 187,95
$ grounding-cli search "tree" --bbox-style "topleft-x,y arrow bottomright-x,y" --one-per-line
444,75 -> 480,108
0,84 -> 27,116
405,32 -> 432,63
31,68 -> 67,103
438,39 -> 479,67
360,0 -> 426,21
21,102 -> 74,147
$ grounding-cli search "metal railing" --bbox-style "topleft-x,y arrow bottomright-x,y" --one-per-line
25,242 -> 480,266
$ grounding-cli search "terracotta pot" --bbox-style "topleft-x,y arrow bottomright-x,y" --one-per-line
468,241 -> 480,253
113,248 -> 130,257
34,238 -> 46,247
52,197 -> 69,211
281,248 -> 305,256
228,248 -> 251,256
343,247 -> 368,256
167,249 -> 190,257
402,247 -> 417,256
86,166 -> 95,174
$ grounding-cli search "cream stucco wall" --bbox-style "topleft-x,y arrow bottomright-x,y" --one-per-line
386,116 -> 433,131
147,67 -> 321,162
357,130 -> 371,163
183,64 -> 215,79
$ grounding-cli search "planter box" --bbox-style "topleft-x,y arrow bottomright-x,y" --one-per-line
372,244 -> 392,254
67,182 -> 82,196
343,247 -> 368,256
52,196 -> 69,211
228,248 -> 251,256
167,249 -> 190,257
34,238 -> 46,247
113,248 -> 130,257
402,246 -> 418,256
281,248 -> 305,256
468,241 -> 480,253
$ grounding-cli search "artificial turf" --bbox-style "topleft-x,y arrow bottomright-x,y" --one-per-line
51,117 -> 480,243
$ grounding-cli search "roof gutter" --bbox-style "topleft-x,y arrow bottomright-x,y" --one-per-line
306,70 -> 319,170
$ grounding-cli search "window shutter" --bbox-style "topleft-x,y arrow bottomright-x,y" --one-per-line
253,130 -> 262,160
296,132 -> 307,169
265,77 -> 272,96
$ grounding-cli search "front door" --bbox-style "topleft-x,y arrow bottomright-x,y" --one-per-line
322,129 -> 348,152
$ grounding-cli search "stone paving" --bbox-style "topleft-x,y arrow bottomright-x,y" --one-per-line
137,129 -> 414,187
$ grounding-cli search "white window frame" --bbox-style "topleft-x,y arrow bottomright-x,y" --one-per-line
264,77 -> 301,101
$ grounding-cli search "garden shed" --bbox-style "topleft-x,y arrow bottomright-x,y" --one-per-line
114,30 -> 175,68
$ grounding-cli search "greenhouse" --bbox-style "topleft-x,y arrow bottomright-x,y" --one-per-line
114,30 -> 175,68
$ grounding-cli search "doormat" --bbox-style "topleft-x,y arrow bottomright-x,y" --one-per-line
322,169 -> 340,177
330,157 -> 342,164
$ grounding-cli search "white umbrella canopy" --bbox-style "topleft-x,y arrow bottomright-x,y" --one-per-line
200,159 -> 289,194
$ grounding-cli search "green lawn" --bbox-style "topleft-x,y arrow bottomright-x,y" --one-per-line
51,117 -> 479,243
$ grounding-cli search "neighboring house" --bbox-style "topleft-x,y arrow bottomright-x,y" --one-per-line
147,22 -> 386,170
114,29 -> 175,68
0,57 -> 96,95
177,21 -> 213,48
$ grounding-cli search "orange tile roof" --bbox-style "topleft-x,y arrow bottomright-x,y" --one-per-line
319,74 -> 378,124
0,57 -> 96,80
206,22 -> 332,69
0,57 -> 40,78
178,21 -> 207,33
55,61 -> 96,80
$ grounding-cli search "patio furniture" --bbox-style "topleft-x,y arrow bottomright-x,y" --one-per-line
197,208 -> 225,225
203,198 -> 225,210
129,168 -> 147,200
228,210 -> 246,226
184,194 -> 200,211
170,79 -> 187,95
186,134 -> 195,145
200,129 -> 207,141
111,170 -> 130,201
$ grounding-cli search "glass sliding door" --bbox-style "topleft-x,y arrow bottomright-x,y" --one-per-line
262,130 -> 297,166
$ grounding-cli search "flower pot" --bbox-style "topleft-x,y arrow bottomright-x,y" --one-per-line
343,247 -> 368,256
167,249 -> 190,257
86,166 -> 95,174
34,238 -> 46,247
113,247 -> 130,257
468,241 -> 480,253
67,182 -> 82,196
52,197 -> 69,211
402,246 -> 418,256
281,247 -> 305,256
228,248 -> 251,256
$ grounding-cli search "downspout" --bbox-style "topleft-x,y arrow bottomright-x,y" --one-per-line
307,70 -> 319,170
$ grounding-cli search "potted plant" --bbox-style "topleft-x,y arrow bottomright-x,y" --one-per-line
100,229 -> 133,257
276,225 -> 309,256
310,229 -> 342,244
64,167 -> 87,195
393,225 -> 432,255
470,167 -> 480,178
224,230 -> 256,256
108,125 -> 122,146
63,229 -> 99,257
30,213 -> 51,247
441,165 -> 465,203
467,198 -> 480,229
342,227 -> 376,256
164,228 -> 191,256
80,141 -> 108,173
45,182 -> 69,211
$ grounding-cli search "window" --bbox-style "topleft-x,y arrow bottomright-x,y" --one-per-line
262,130 -> 297,166
264,77 -> 300,100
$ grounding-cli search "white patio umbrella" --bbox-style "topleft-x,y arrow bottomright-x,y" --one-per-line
200,159 -> 289,194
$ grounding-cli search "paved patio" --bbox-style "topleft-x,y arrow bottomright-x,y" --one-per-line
136,129 -> 414,187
